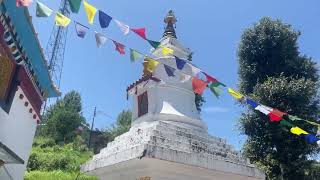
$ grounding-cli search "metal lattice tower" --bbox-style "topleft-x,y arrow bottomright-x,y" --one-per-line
46,0 -> 70,88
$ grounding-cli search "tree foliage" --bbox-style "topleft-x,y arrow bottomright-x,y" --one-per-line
40,91 -> 86,143
105,110 -> 132,140
237,17 -> 319,179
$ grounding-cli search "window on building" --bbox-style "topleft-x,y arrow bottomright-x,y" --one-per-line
138,91 -> 148,117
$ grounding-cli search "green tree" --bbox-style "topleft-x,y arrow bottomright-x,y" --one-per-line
237,17 -> 319,179
41,91 -> 86,143
106,110 -> 132,140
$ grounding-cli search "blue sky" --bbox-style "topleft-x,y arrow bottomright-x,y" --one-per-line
29,0 -> 320,150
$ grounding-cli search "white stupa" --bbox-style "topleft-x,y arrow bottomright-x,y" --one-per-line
81,11 -> 265,180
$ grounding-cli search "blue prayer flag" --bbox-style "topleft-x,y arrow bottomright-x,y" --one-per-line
164,64 -> 175,77
99,10 -> 112,28
246,98 -> 258,108
304,134 -> 320,144
175,56 -> 186,70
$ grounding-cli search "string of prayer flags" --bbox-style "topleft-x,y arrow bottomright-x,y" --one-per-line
75,22 -> 89,38
16,0 -> 32,7
99,10 -> 112,28
144,57 -> 160,73
192,77 -> 208,95
113,40 -> 125,55
131,28 -> 147,40
290,127 -> 308,136
36,1 -> 53,17
175,56 -> 186,70
95,32 -> 108,48
130,49 -> 144,62
162,47 -> 174,55
83,1 -> 97,24
164,64 -> 175,77
304,134 -> 320,144
147,39 -> 161,49
55,12 -> 71,27
68,0 -> 82,13
114,19 -> 130,35
228,88 -> 243,100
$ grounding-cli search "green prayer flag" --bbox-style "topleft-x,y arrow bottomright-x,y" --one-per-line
209,83 -> 222,97
68,0 -> 82,13
130,49 -> 144,62
147,39 -> 161,49
288,115 -> 303,121
36,1 -> 53,17
280,120 -> 294,128
211,81 -> 226,87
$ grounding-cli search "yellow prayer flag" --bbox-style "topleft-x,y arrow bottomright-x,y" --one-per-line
290,127 -> 309,135
144,58 -> 160,73
162,47 -> 174,55
228,88 -> 243,99
83,1 -> 97,24
55,12 -> 71,27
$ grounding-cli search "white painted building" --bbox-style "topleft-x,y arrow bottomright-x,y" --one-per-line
82,11 -> 265,180
0,1 -> 60,179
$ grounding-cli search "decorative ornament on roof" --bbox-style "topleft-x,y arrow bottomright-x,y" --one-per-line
163,10 -> 177,39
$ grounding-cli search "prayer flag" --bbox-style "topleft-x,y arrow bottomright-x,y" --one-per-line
280,120 -> 294,128
246,98 -> 258,108
190,64 -> 202,76
55,12 -> 71,27
304,134 -> 320,144
162,47 -> 174,55
175,56 -> 186,70
95,32 -> 108,48
147,39 -> 161,49
144,58 -> 160,73
68,0 -> 82,13
99,10 -> 112,28
130,49 -> 144,62
164,64 -> 175,77
113,41 -> 125,55
202,72 -> 226,87
209,83 -> 222,97
83,1 -> 97,24
290,127 -> 308,136
192,77 -> 208,95
16,0 -> 32,7
75,22 -> 89,38
271,109 -> 286,117
269,113 -> 282,122
36,1 -> 53,17
317,140 -> 320,146
228,88 -> 243,99
288,115 -> 303,121
114,19 -> 130,35
131,28 -> 147,40
255,105 -> 273,115
180,74 -> 191,82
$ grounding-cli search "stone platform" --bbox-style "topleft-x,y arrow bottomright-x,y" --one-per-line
81,120 -> 265,180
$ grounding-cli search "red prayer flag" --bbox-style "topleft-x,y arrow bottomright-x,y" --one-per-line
202,72 -> 217,83
131,28 -> 146,40
268,113 -> 282,122
113,40 -> 125,55
272,109 -> 286,117
192,77 -> 208,95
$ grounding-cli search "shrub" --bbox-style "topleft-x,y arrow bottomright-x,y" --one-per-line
24,170 -> 98,180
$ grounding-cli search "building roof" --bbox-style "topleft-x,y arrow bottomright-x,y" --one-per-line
1,1 -> 60,98
126,75 -> 161,92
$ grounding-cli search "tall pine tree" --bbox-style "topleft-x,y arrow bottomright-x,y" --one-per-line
237,17 -> 319,179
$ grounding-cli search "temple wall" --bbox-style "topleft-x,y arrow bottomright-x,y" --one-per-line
0,86 -> 37,180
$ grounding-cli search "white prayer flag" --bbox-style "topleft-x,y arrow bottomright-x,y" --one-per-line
255,105 -> 273,115
114,19 -> 130,35
95,32 -> 108,48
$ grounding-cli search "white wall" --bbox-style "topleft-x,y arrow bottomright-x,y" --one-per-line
0,86 -> 38,180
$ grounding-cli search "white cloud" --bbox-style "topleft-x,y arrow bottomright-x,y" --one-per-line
203,106 -> 229,113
